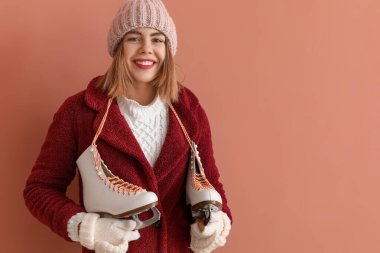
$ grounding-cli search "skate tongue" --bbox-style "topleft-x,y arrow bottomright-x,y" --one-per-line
132,207 -> 161,230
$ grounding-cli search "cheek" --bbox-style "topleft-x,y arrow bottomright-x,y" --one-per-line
158,48 -> 166,62
123,44 -> 138,58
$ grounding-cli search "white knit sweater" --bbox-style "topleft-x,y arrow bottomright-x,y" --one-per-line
117,94 -> 169,167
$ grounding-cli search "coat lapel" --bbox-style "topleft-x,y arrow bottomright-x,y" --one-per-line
152,98 -> 198,179
84,77 -> 150,169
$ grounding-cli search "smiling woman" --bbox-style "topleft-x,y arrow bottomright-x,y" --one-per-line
23,0 -> 232,253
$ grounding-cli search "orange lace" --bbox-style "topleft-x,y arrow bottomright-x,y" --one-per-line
168,103 -> 201,165
91,98 -> 146,195
107,177 -> 145,194
193,172 -> 213,190
168,103 -> 216,191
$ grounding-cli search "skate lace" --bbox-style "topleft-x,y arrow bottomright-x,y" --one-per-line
169,103 -> 216,191
193,173 -> 213,190
107,176 -> 145,194
168,103 -> 202,165
92,147 -> 145,194
91,98 -> 147,195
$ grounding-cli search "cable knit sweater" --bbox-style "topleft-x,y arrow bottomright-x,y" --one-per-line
117,95 -> 169,167
23,76 -> 232,253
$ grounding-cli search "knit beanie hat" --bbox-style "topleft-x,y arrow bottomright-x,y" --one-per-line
107,0 -> 177,57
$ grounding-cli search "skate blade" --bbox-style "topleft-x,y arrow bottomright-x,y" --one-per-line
191,201 -> 222,212
132,206 -> 161,230
101,202 -> 161,230
110,201 -> 159,219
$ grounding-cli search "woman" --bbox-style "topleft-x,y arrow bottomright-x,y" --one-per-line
23,0 -> 232,252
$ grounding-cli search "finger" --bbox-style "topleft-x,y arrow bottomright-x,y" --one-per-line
191,222 -> 206,238
202,223 -> 218,237
208,211 -> 222,223
115,219 -> 138,231
124,230 -> 140,242
191,221 -> 216,238
202,211 -> 225,236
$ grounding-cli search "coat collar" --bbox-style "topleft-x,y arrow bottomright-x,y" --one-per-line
83,76 -> 198,174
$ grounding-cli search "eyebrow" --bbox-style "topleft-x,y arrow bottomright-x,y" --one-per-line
127,30 -> 165,37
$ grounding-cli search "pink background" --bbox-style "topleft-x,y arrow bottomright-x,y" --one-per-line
2,0 -> 380,252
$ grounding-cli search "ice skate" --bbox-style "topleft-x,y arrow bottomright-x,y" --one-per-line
168,104 -> 222,225
186,141 -> 222,225
77,99 -> 160,230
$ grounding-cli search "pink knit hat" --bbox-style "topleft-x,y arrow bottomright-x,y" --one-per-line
107,0 -> 177,57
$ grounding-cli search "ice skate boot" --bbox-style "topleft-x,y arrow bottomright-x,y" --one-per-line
186,141 -> 222,225
77,99 -> 160,230
168,103 -> 223,226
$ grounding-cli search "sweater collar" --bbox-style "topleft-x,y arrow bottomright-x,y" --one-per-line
117,94 -> 167,120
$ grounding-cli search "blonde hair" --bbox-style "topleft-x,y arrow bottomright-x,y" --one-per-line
97,36 -> 180,103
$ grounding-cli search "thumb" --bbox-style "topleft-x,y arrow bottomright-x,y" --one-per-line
123,230 -> 141,242
191,221 -> 216,238
115,219 -> 138,231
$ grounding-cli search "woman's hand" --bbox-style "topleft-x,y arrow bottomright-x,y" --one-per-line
79,213 -> 140,253
190,211 -> 231,253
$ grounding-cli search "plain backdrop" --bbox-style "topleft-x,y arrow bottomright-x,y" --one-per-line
1,0 -> 380,252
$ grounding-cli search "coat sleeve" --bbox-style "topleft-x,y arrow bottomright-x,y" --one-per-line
194,103 -> 233,223
23,96 -> 85,241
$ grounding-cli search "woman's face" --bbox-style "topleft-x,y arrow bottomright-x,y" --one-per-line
123,27 -> 166,85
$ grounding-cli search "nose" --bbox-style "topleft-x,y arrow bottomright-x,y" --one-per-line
139,40 -> 153,54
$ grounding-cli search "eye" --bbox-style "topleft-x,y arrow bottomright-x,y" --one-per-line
126,37 -> 141,42
152,38 -> 165,43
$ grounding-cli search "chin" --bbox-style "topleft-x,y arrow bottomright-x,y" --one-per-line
133,74 -> 157,83
133,78 -> 155,84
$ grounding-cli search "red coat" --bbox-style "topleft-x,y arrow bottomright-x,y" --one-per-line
24,76 -> 232,253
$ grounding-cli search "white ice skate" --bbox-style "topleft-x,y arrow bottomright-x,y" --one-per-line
168,104 -> 222,225
185,142 -> 222,225
77,99 -> 160,230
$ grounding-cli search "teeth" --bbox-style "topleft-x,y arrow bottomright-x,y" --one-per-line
135,61 -> 154,66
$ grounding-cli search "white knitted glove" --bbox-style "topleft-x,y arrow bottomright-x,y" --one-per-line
190,211 -> 231,253
78,213 -> 140,253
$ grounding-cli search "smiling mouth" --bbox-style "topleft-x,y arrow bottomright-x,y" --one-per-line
134,60 -> 156,69
135,60 -> 154,66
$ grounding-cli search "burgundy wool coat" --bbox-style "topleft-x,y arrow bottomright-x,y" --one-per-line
23,76 -> 232,253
